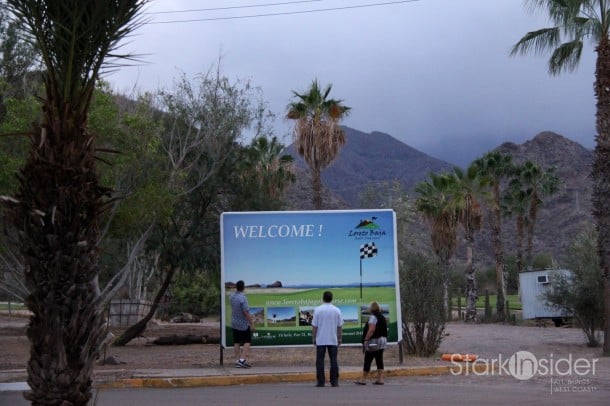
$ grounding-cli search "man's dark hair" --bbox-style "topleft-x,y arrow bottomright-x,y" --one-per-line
236,280 -> 245,291
323,291 -> 333,303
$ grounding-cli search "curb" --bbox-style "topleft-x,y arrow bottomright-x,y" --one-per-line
95,364 -> 490,389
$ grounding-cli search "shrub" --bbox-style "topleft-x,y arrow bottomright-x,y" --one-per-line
544,229 -> 604,347
399,251 -> 446,356
167,271 -> 220,318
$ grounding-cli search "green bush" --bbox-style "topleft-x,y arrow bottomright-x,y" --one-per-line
399,251 -> 446,357
544,229 -> 603,347
167,271 -> 220,317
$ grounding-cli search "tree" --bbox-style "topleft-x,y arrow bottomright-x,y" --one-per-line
502,179 -> 530,275
286,79 -> 350,209
453,165 -> 488,322
544,228 -> 604,347
511,0 -> 610,355
415,172 -> 459,317
2,1 -> 147,404
232,135 -> 295,211
519,162 -> 560,270
472,151 -> 513,321
113,70 -> 292,346
0,5 -> 38,115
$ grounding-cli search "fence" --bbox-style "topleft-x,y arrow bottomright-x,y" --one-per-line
109,299 -> 152,327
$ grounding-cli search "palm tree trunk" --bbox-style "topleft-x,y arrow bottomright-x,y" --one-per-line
516,215 -> 525,274
491,188 -> 507,322
525,192 -> 538,270
440,256 -> 450,320
311,166 -> 323,210
464,236 -> 478,322
593,35 -> 610,356
13,121 -> 108,404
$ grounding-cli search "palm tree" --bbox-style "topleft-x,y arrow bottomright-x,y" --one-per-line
415,172 -> 460,317
503,161 -> 560,274
502,178 -> 530,273
248,136 -> 295,201
511,0 -> 610,355
453,165 -> 488,322
519,162 -> 560,269
3,1 -> 146,403
286,79 -> 350,209
502,178 -> 530,275
472,151 -> 513,322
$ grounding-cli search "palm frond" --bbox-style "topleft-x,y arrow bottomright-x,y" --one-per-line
510,27 -> 562,56
526,0 -> 583,25
6,0 -> 148,118
549,39 -> 583,74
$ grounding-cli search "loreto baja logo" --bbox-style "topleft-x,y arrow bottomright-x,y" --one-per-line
348,217 -> 386,239
451,351 -> 599,382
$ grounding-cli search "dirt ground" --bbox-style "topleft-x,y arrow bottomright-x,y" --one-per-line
1,312 -> 608,382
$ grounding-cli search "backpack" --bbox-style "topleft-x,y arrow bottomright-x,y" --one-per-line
361,313 -> 388,343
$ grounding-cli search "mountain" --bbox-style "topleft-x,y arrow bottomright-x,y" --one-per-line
493,131 -> 594,262
283,127 -> 595,267
284,126 -> 455,207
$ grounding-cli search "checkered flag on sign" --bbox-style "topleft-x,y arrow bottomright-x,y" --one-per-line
360,242 -> 378,259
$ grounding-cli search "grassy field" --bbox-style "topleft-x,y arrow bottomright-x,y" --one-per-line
0,302 -> 26,311
451,294 -> 521,310
224,286 -> 399,346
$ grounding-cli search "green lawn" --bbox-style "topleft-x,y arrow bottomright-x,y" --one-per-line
0,302 -> 26,311
451,294 -> 521,311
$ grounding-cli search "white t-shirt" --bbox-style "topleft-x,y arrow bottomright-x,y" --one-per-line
312,303 -> 343,346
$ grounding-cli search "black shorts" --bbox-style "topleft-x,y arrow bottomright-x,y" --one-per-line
232,327 -> 252,345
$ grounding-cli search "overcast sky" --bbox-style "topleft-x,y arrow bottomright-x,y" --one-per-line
108,0 -> 597,167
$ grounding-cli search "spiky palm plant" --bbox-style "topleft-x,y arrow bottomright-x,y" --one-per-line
286,79 -> 350,209
4,1 -> 146,403
511,0 -> 610,356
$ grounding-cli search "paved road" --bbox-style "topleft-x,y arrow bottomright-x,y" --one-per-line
2,374 -> 608,405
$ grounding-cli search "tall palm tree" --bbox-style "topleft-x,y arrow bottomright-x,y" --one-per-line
286,79 -> 350,209
519,162 -> 560,269
472,151 -> 513,322
502,178 -> 530,275
453,165 -> 488,322
511,0 -> 610,355
3,1 -> 146,403
415,172 -> 460,318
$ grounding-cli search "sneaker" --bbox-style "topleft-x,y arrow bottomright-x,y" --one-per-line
236,359 -> 252,368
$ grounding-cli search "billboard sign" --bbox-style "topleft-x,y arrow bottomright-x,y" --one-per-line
221,209 -> 400,347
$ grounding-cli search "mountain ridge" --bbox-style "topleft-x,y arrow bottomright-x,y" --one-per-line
283,127 -> 595,267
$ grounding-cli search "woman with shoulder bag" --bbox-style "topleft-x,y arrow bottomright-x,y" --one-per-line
355,301 -> 388,385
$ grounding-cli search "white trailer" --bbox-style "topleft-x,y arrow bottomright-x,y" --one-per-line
519,269 -> 572,324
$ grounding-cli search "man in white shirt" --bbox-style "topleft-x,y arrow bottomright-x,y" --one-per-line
312,291 -> 343,387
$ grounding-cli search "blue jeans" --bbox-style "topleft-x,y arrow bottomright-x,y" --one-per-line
316,345 -> 339,386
